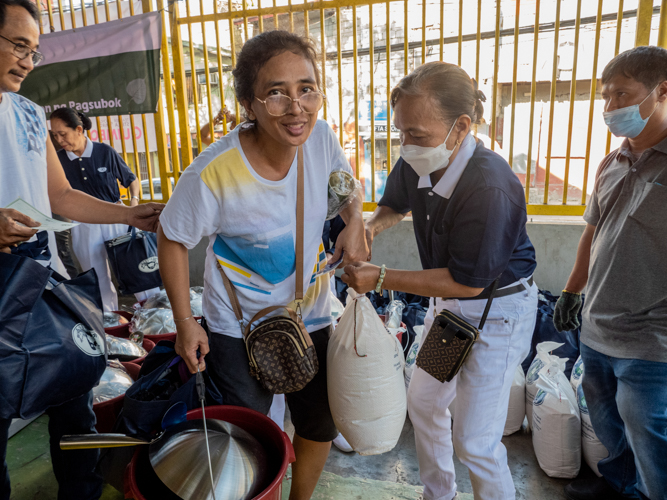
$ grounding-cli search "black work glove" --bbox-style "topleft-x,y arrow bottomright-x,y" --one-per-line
553,291 -> 583,332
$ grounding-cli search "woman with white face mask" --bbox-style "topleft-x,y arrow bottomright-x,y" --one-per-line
342,62 -> 538,500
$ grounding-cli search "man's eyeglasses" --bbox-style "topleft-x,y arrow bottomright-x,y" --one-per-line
255,91 -> 325,117
0,34 -> 44,66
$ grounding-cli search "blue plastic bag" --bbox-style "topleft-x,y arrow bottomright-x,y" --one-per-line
0,252 -> 107,419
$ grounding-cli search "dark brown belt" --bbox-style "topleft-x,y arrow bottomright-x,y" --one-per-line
444,276 -> 534,302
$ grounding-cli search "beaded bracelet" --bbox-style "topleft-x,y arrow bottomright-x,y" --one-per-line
375,264 -> 387,293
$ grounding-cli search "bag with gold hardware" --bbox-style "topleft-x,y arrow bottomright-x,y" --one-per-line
416,279 -> 500,383
216,146 -> 318,394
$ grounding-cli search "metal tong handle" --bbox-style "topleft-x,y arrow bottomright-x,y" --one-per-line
197,367 -> 217,500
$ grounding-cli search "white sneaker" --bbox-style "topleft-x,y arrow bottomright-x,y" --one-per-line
332,433 -> 354,453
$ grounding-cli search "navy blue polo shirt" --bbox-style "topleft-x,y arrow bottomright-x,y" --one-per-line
378,137 -> 536,291
57,139 -> 136,202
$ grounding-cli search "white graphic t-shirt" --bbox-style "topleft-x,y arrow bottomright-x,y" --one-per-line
160,120 -> 352,338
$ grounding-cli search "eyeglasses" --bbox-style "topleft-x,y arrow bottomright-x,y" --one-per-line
0,34 -> 44,66
255,91 -> 326,117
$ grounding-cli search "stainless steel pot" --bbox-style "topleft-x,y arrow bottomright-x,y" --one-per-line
149,419 -> 268,500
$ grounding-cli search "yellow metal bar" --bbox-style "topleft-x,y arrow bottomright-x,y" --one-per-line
180,0 -> 475,25
421,0 -> 426,64
581,0 -> 604,205
273,0 -> 278,29
525,0 -> 540,204
45,0 -> 55,33
439,0 -> 443,61
36,0 -> 43,35
103,0 -> 110,23
92,0 -> 99,24
404,0 -> 408,75
56,0 -> 65,30
171,3 -> 194,170
527,204 -> 585,216
363,201 -> 377,212
80,0 -> 87,26
214,18 -> 229,135
353,5 -> 360,181
508,0 -> 521,169
658,0 -> 667,48
160,0 -> 181,173
561,0 -> 582,205
542,0 -> 561,204
154,86 -> 174,201
457,0 -> 462,65
336,6 -> 343,146
68,0 -> 75,28
141,114 -> 155,199
606,0 -> 624,155
151,0 -> 175,201
320,2 -> 327,120
185,0 -> 202,154
475,0 -> 481,85
116,0 -> 122,20
200,0 -> 215,146
128,115 -> 142,197
242,0 -> 248,40
258,4 -> 264,32
304,6 -> 309,35
229,0 -> 240,122
489,0 -> 501,151
635,0 -> 653,46
288,0 -> 293,32
386,0 -> 391,174
370,4 -> 376,201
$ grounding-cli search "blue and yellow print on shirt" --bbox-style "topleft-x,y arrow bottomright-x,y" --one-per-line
202,146 -> 331,327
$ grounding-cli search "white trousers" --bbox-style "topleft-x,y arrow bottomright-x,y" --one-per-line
408,280 -> 537,500
71,223 -> 160,311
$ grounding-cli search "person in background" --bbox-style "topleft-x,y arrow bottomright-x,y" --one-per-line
50,107 -> 161,310
555,46 -> 667,500
342,62 -> 537,500
200,106 -> 240,146
0,1 -> 162,498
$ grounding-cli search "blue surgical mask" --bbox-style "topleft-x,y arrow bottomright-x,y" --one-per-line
603,85 -> 659,138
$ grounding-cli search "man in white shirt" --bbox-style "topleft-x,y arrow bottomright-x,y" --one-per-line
0,1 -> 162,498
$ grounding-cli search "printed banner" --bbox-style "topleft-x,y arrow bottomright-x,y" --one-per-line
19,12 -> 161,118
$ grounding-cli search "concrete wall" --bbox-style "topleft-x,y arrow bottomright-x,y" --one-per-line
187,217 -> 586,294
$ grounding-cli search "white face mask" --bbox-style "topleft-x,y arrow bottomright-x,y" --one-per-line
400,120 -> 458,177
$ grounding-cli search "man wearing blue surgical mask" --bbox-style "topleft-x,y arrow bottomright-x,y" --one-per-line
555,46 -> 667,500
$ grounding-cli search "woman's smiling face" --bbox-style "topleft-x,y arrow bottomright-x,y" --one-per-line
246,50 -> 321,148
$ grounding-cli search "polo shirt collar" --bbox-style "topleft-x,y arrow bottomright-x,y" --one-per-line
417,133 -> 476,198
66,137 -> 93,160
616,136 -> 667,159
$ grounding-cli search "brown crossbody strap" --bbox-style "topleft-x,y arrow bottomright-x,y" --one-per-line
217,145 -> 304,337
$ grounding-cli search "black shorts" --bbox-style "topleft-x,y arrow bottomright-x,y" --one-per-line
203,319 -> 338,443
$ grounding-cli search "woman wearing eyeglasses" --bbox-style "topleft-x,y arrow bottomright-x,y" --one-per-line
158,31 -> 367,500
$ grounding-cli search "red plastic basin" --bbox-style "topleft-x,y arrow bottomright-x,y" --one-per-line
123,405 -> 295,500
